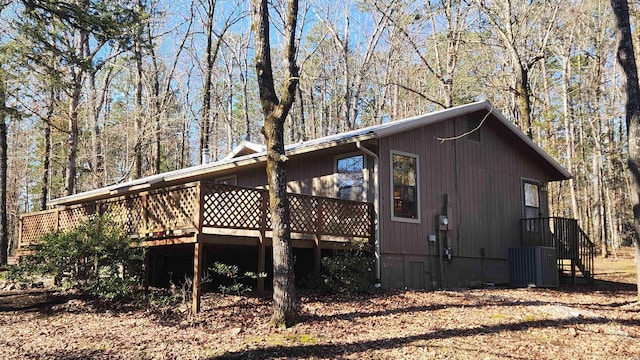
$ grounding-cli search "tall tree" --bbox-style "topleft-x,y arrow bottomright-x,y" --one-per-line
610,0 -> 640,300
0,0 -> 9,265
19,0 -> 139,194
132,0 -> 146,180
473,0 -> 558,138
198,0 -> 241,160
0,72 -> 7,265
252,0 -> 300,327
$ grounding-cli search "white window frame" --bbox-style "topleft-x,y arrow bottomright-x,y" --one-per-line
390,150 -> 420,223
334,152 -> 367,202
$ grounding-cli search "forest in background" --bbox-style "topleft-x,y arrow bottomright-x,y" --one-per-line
0,0 -> 633,256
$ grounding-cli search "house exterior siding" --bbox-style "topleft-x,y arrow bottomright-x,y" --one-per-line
378,111 -> 554,289
230,144 -> 375,202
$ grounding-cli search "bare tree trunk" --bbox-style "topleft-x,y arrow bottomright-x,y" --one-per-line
297,85 -> 306,141
200,0 -> 216,157
610,0 -> 640,301
41,88 -> 55,211
198,0 -> 230,159
133,37 -> 144,179
88,69 -> 102,187
242,53 -> 251,142
252,0 -> 300,327
41,124 -> 51,211
0,75 -> 7,265
561,51 -> 579,219
65,76 -> 82,196
321,77 -> 328,136
150,39 -> 162,174
514,64 -> 533,138
226,74 -> 233,153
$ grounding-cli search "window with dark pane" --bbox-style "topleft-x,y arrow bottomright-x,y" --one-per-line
523,181 -> 540,219
392,153 -> 418,219
337,154 -> 364,201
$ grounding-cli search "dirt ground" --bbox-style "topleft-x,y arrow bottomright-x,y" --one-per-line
0,248 -> 639,360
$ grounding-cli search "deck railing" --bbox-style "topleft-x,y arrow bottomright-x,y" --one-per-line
19,181 -> 374,248
520,217 -> 595,283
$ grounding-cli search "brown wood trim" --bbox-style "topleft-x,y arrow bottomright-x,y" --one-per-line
196,182 -> 204,234
192,239 -> 203,314
140,236 -> 198,247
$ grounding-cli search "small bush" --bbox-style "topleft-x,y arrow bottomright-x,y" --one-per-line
12,215 -> 143,301
321,244 -> 373,295
210,262 -> 265,295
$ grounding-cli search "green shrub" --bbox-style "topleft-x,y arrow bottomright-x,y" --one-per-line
210,262 -> 265,295
321,244 -> 373,295
13,215 -> 143,301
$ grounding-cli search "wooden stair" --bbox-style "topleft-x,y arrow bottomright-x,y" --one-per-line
575,258 -> 593,284
558,257 -> 594,284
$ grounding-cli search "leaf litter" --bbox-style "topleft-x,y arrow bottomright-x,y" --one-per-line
0,250 -> 639,359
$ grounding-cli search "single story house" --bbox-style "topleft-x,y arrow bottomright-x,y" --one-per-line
18,101 -> 594,312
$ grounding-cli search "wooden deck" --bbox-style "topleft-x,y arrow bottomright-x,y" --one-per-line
19,181 -> 374,248
18,181 -> 374,313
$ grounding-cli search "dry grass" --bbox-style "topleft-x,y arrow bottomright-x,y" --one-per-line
595,246 -> 637,284
0,247 -> 639,359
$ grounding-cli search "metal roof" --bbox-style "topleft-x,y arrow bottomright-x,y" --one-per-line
48,101 -> 570,206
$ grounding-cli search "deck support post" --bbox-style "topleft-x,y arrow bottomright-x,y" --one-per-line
314,235 -> 321,276
192,238 -> 203,314
314,199 -> 323,276
143,248 -> 151,291
257,231 -> 266,294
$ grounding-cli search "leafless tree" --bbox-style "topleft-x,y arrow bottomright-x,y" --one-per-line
252,0 -> 300,327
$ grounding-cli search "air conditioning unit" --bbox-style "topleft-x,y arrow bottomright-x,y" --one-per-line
509,246 -> 558,288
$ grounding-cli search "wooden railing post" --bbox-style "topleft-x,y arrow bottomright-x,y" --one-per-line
196,182 -> 204,233
314,198 -> 323,276
17,215 -> 23,250
55,208 -> 60,232
141,194 -> 148,234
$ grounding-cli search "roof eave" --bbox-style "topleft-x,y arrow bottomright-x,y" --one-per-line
372,100 -> 570,181
47,133 -> 376,207
372,100 -> 489,138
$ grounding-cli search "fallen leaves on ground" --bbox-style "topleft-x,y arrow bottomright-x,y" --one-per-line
1,252 -> 639,359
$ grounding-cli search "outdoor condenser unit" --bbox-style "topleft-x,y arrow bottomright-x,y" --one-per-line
508,246 -> 559,288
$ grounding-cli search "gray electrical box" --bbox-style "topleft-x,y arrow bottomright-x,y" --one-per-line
509,246 -> 558,288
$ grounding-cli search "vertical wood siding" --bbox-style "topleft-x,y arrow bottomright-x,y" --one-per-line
226,144 -> 373,201
379,112 -> 554,262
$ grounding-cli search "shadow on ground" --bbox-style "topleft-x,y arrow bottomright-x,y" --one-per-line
213,316 -> 638,359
